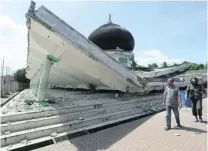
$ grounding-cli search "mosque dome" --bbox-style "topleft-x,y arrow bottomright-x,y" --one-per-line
88,15 -> 135,52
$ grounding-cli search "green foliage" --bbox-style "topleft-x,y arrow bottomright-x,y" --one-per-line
161,61 -> 168,68
14,68 -> 30,83
189,63 -> 205,70
181,63 -> 206,72
198,64 -> 204,69
148,63 -> 158,68
132,60 -> 137,68
184,64 -> 191,70
151,63 -> 158,68
173,62 -> 179,66
189,63 -> 198,70
137,60 -> 206,72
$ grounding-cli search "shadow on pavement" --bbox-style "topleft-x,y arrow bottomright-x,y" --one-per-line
172,126 -> 207,134
68,114 -> 154,151
201,120 -> 207,124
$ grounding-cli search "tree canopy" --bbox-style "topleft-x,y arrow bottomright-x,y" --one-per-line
161,61 -> 168,68
152,63 -> 158,68
173,62 -> 179,66
14,68 -> 30,83
182,63 -> 206,72
147,62 -> 206,71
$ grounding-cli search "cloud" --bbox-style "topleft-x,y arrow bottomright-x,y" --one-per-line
134,49 -> 184,66
0,13 -> 27,74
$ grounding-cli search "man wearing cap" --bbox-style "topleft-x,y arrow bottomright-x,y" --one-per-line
163,78 -> 182,131
186,77 -> 207,122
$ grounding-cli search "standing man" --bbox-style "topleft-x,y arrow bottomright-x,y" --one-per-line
163,78 -> 182,131
186,77 -> 207,123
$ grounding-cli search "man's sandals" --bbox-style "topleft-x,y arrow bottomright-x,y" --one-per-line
195,117 -> 203,123
199,117 -> 203,123
194,119 -> 199,122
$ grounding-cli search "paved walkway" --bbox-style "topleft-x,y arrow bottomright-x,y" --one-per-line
34,99 -> 207,151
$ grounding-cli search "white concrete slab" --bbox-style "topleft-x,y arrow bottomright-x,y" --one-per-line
25,3 -> 146,93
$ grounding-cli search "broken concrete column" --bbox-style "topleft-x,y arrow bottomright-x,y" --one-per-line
35,70 -> 41,96
33,74 -> 36,93
37,56 -> 52,101
31,77 -> 34,93
32,74 -> 38,94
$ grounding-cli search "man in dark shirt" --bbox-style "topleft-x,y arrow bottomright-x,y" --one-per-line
163,78 -> 182,131
186,77 -> 207,122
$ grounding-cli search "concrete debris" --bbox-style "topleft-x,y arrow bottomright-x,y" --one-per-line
45,99 -> 56,104
4,131 -> 11,135
50,132 -> 58,137
2,110 -> 7,114
20,139 -> 28,144
25,99 -> 36,105
31,102 -> 50,108
174,133 -> 180,136
6,144 -> 12,151
180,78 -> 185,82
150,108 -> 157,112
45,113 -> 52,117
1,88 -> 163,114
24,105 -> 31,110
19,90 -> 36,100
78,117 -> 84,120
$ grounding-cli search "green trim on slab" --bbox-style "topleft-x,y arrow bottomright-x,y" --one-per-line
47,55 -> 60,63
31,102 -> 50,107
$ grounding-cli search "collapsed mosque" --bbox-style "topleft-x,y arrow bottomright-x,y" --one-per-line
0,1 -> 207,151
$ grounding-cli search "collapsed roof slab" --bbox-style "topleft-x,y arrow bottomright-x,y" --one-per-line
136,62 -> 190,78
25,1 -> 146,93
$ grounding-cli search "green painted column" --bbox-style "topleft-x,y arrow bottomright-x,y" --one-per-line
37,55 -> 60,101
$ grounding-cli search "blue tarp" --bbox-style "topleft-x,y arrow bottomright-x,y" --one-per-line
180,91 -> 191,107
